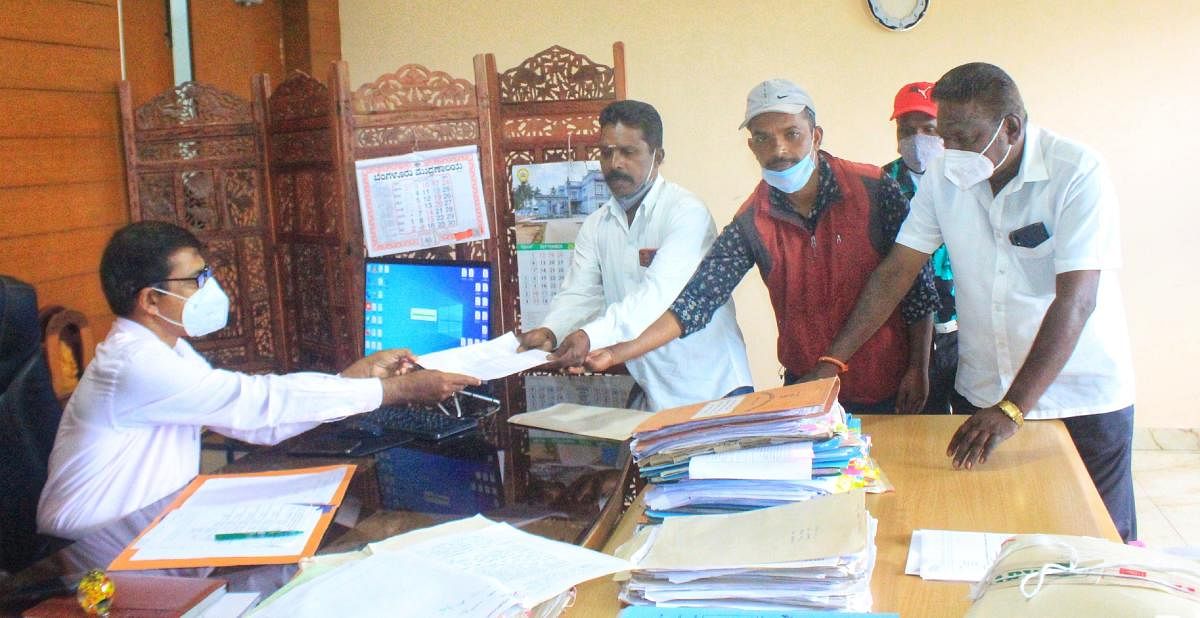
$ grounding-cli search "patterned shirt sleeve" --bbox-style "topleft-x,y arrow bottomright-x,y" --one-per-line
875,174 -> 940,325
669,219 -> 757,337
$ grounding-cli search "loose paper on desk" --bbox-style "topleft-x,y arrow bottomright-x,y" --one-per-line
418,331 -> 549,380
904,529 -> 1014,582
508,402 -> 653,441
623,490 -> 867,570
688,442 -> 814,480
253,515 -> 631,617
109,465 -> 354,570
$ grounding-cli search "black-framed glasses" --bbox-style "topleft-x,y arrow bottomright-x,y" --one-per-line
156,265 -> 213,289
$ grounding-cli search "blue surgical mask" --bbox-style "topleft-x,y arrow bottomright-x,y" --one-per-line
761,141 -> 816,193
615,151 -> 658,211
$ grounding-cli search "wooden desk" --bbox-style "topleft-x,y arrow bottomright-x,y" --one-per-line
569,415 -> 1119,617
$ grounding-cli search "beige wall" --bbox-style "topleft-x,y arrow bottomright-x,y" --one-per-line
341,0 -> 1200,428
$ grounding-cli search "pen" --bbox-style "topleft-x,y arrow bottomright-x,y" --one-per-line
458,389 -> 500,405
213,530 -> 304,541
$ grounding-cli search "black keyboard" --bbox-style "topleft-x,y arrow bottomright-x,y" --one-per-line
351,405 -> 479,441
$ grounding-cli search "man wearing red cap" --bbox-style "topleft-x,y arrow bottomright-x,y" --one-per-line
882,82 -> 957,413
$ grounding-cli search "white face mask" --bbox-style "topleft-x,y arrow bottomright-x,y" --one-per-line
942,119 -> 1012,189
898,133 -> 944,174
152,278 -> 230,337
760,138 -> 816,194
614,150 -> 658,211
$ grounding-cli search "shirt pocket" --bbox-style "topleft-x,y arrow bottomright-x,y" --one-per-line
1011,238 -> 1056,295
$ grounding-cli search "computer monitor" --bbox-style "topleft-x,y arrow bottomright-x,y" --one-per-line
363,258 -> 492,356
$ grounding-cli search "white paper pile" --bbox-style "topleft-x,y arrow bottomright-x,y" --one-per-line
616,490 -> 878,612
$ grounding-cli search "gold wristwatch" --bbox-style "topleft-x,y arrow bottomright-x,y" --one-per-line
996,400 -> 1024,427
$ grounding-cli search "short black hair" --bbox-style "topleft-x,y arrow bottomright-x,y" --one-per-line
932,62 -> 1027,123
599,100 -> 663,150
100,221 -> 202,316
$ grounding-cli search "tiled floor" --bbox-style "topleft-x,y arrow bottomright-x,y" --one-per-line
1133,428 -> 1200,549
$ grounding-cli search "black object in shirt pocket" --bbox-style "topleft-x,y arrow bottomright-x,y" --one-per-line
1009,222 -> 1050,248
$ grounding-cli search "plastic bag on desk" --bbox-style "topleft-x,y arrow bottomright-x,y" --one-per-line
966,533 -> 1200,617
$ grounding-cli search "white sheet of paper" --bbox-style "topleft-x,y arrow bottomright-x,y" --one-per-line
132,503 -> 322,560
418,331 -> 549,380
202,591 -> 259,618
904,529 -> 1013,582
508,403 -> 653,441
184,467 -> 348,508
251,551 -> 517,618
399,520 -> 631,607
688,442 -> 814,480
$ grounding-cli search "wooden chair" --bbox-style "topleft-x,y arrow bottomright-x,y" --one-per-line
38,306 -> 95,406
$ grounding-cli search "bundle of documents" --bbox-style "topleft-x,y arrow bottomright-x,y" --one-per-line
630,380 -> 844,468
616,490 -> 879,612
966,534 -> 1200,617
630,380 -> 885,518
251,515 -> 630,617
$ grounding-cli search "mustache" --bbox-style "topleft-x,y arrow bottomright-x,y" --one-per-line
604,170 -> 635,184
766,157 -> 800,170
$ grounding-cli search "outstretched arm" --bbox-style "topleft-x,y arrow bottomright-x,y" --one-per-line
585,310 -> 683,371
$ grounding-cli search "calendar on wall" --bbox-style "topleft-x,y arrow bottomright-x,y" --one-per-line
511,160 -> 610,330
355,145 -> 492,256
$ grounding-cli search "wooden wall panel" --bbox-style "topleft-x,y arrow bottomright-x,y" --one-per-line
0,39 -> 120,92
0,91 -> 119,138
0,0 -> 118,49
281,0 -> 340,77
0,1 -> 124,337
0,225 -> 120,288
0,136 -> 123,187
0,181 -> 126,238
121,0 -> 174,108
190,0 -> 285,99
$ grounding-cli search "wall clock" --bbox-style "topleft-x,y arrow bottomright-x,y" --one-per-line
867,0 -> 930,31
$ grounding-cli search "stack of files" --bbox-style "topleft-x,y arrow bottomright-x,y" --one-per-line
250,515 -> 630,617
631,379 -> 885,518
616,490 -> 879,612
630,379 -> 844,470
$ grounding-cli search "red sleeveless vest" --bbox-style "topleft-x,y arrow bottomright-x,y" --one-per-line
734,154 -> 908,404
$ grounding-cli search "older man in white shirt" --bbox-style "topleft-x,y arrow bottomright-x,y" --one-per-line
38,221 -> 479,539
816,63 -> 1137,541
517,100 -> 752,410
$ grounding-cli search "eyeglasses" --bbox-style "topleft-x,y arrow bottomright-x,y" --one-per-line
156,265 -> 213,289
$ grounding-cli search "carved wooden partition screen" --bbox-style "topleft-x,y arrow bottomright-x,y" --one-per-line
482,42 -> 627,400
329,58 -> 514,438
118,82 -> 288,373
258,71 -> 357,373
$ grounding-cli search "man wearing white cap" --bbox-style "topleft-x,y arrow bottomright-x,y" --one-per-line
584,80 -> 938,414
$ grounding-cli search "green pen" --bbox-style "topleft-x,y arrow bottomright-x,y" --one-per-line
213,530 -> 304,541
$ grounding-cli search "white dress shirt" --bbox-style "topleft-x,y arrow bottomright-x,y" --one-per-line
38,317 -> 383,539
541,175 -> 753,411
897,125 -> 1134,419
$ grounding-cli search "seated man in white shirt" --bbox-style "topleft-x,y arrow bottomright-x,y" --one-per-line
516,100 -> 753,410
38,221 -> 479,539
813,63 -> 1137,541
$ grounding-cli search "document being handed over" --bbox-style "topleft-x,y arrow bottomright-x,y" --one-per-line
418,331 -> 550,381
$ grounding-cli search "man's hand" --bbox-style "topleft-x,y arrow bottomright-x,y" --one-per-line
340,349 -> 417,379
946,407 -> 1020,469
382,370 -> 480,405
515,327 -> 557,352
795,361 -> 840,383
547,330 -> 591,369
895,365 -> 929,414
584,346 -> 618,372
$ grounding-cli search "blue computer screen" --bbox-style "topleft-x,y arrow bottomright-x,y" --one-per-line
363,260 -> 492,356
